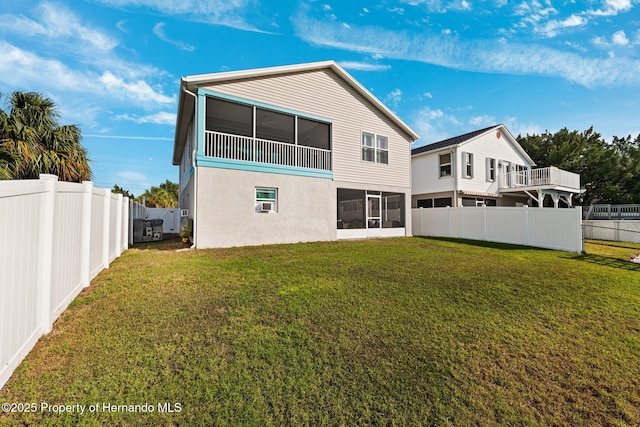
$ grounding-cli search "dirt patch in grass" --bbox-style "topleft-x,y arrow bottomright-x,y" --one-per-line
129,233 -> 191,251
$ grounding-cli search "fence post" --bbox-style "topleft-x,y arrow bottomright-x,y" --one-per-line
101,188 -> 110,270
81,181 -> 93,288
482,205 -> 487,241
38,174 -> 58,334
114,193 -> 123,257
523,206 -> 529,247
576,207 -> 584,253
122,197 -> 129,251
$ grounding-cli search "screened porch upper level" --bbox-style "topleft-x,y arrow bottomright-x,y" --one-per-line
201,94 -> 332,174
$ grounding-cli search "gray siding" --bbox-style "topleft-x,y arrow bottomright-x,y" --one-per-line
201,69 -> 413,188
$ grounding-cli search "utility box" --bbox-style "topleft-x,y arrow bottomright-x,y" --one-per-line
133,219 -> 164,243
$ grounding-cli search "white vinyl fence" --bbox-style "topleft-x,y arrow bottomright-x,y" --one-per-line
583,220 -> 640,244
412,206 -> 583,253
145,208 -> 181,234
0,175 -> 129,390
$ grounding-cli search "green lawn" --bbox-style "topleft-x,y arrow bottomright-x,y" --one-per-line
1,237 -> 639,426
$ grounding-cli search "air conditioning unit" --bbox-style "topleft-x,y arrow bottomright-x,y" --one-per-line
260,202 -> 274,212
180,209 -> 189,217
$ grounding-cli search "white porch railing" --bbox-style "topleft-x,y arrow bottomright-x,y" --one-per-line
204,131 -> 332,171
501,166 -> 580,190
584,204 -> 640,220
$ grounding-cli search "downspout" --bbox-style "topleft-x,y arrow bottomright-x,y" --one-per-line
452,147 -> 458,207
182,85 -> 198,249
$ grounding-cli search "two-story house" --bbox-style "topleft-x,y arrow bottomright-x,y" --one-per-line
173,61 -> 419,248
411,124 -> 582,209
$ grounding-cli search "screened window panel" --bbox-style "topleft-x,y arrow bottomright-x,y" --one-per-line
382,192 -> 405,227
337,188 -> 365,229
256,108 -> 294,144
206,97 -> 253,137
298,118 -> 330,150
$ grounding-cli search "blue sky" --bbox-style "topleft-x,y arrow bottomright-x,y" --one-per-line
1,0 -> 639,195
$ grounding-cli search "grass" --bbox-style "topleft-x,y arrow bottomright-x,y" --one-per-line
1,236 -> 639,426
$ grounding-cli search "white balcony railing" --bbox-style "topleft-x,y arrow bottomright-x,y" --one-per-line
204,131 -> 331,171
501,166 -> 580,190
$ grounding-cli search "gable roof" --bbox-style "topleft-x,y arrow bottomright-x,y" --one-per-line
410,124 -> 535,166
173,61 -> 420,165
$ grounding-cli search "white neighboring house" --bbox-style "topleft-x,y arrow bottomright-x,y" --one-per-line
173,61 -> 419,248
411,124 -> 583,209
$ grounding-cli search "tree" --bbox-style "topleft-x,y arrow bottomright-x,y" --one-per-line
517,127 -> 640,205
112,184 -> 135,199
0,91 -> 91,182
139,180 -> 178,208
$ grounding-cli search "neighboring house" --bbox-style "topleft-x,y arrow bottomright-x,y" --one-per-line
411,124 -> 582,209
173,61 -> 419,248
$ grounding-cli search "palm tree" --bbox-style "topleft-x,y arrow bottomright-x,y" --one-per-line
0,91 -> 91,181
139,180 -> 179,208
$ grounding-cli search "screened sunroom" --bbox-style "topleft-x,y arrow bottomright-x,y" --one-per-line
203,95 -> 332,172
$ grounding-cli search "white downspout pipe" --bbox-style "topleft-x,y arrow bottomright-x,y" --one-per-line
452,147 -> 458,207
182,85 -> 198,249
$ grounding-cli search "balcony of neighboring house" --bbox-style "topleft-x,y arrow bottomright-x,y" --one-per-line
200,95 -> 332,177
499,166 -> 583,208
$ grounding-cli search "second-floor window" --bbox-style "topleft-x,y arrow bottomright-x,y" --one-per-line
462,152 -> 473,179
362,132 -> 389,164
439,153 -> 452,177
486,158 -> 496,182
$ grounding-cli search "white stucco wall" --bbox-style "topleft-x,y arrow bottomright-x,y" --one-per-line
196,168 -> 335,248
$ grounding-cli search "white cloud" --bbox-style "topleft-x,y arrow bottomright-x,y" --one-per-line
116,112 -> 176,125
612,30 -> 630,46
587,0 -> 633,16
322,4 -> 332,11
411,106 -> 461,144
153,22 -> 196,51
385,89 -> 403,107
469,115 -> 497,127
99,71 -> 175,105
537,14 -> 587,38
338,61 -> 391,71
0,2 -> 119,51
292,12 -> 640,87
0,42 -> 175,110
93,0 -> 260,31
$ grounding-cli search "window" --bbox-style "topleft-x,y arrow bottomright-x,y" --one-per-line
486,158 -> 496,182
256,108 -> 294,144
298,118 -> 331,150
434,197 -> 452,208
337,189 -> 365,229
376,135 -> 389,164
439,153 -> 452,177
417,199 -> 433,208
462,152 -> 473,179
362,132 -> 389,164
462,197 -> 497,207
255,188 -> 277,213
382,192 -> 405,227
362,132 -> 375,162
337,189 -> 404,229
206,97 -> 252,137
